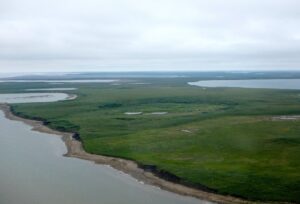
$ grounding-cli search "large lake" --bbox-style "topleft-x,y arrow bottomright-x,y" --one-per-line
189,79 -> 300,90
0,94 -> 209,204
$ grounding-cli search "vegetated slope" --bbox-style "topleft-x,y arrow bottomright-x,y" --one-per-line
6,79 -> 300,203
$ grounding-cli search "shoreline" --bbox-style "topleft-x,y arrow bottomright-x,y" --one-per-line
0,104 -> 262,204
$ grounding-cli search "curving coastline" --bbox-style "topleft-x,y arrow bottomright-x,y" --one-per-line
0,103 -> 266,204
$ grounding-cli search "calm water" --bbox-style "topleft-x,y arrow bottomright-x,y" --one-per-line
0,93 -> 71,104
189,79 -> 300,90
0,112 -> 209,204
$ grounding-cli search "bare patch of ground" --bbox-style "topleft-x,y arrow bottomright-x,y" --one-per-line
124,112 -> 142,115
272,116 -> 300,121
181,129 -> 192,133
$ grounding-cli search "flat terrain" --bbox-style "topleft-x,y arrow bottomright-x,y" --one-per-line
2,78 -> 300,203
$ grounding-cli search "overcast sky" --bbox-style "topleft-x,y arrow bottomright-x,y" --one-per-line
0,0 -> 300,73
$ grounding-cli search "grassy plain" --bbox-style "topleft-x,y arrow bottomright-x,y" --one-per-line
1,78 -> 300,202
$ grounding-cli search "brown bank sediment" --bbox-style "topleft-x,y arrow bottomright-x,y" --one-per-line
0,104 -> 263,204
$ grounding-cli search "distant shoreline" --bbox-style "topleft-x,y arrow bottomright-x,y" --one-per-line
0,103 -> 261,204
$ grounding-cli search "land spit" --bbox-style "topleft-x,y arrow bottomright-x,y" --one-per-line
0,103 -> 271,204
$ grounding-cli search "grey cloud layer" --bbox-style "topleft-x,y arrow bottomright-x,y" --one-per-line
0,0 -> 300,72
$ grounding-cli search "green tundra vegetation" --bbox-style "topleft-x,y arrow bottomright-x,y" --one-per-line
2,78 -> 300,203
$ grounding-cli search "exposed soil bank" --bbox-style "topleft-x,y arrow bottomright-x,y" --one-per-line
0,104 -> 278,204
